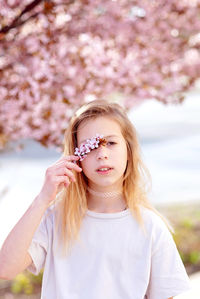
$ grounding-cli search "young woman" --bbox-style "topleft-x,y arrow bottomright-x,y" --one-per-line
0,100 -> 191,298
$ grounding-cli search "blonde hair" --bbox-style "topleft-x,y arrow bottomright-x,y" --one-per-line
54,99 -> 174,255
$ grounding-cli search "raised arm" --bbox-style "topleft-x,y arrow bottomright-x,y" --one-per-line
0,195 -> 48,280
0,155 -> 82,280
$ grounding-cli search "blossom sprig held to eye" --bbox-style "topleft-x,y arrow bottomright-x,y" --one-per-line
74,133 -> 107,161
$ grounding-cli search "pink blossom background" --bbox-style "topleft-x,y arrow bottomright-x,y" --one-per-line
0,0 -> 200,150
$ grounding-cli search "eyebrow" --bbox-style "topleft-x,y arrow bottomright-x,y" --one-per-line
79,135 -> 119,145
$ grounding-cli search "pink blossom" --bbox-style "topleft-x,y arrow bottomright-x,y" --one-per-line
0,0 -> 200,150
74,134 -> 105,161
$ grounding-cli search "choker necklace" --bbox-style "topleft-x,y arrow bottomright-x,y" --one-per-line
87,186 -> 123,198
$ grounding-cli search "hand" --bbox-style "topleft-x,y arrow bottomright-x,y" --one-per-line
38,155 -> 82,206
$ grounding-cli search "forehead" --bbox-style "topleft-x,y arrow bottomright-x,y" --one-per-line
77,116 -> 122,143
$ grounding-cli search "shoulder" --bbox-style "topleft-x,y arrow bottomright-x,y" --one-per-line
139,206 -> 164,224
139,206 -> 173,237
139,206 -> 176,252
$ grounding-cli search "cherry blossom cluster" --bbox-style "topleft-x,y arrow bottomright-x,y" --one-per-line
74,134 -> 106,161
1,0 -> 200,151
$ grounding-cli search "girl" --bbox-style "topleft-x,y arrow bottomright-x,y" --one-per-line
0,100 -> 191,299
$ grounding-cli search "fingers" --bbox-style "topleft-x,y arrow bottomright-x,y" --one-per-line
65,161 -> 82,171
55,161 -> 82,173
56,156 -> 82,172
55,155 -> 79,164
56,167 -> 76,182
54,175 -> 71,188
42,155 -> 82,204
62,155 -> 80,162
51,155 -> 82,185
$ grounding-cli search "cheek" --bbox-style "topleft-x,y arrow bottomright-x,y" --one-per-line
80,156 -> 92,173
116,142 -> 127,155
118,144 -> 128,165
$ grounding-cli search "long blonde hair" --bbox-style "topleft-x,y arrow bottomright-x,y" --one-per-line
53,99 -> 174,255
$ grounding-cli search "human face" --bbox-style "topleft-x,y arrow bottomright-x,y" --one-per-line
77,116 -> 128,192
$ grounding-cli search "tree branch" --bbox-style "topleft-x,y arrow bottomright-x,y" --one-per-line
0,0 -> 75,36
0,0 -> 43,34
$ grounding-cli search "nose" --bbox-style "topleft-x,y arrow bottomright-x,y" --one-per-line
96,145 -> 108,160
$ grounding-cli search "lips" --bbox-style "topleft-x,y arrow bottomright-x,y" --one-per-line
96,165 -> 113,171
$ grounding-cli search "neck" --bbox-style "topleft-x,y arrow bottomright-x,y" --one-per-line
86,186 -> 127,213
87,186 -> 123,198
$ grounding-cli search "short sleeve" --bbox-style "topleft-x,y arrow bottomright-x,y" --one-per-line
27,213 -> 49,275
146,218 -> 192,299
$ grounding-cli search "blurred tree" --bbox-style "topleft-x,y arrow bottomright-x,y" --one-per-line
0,0 -> 200,150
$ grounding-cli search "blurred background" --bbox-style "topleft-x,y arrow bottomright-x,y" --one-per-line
0,0 -> 200,298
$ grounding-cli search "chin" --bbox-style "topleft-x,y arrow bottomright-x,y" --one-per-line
99,179 -> 119,188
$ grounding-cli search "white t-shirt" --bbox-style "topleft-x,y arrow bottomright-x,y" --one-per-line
27,206 -> 191,299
